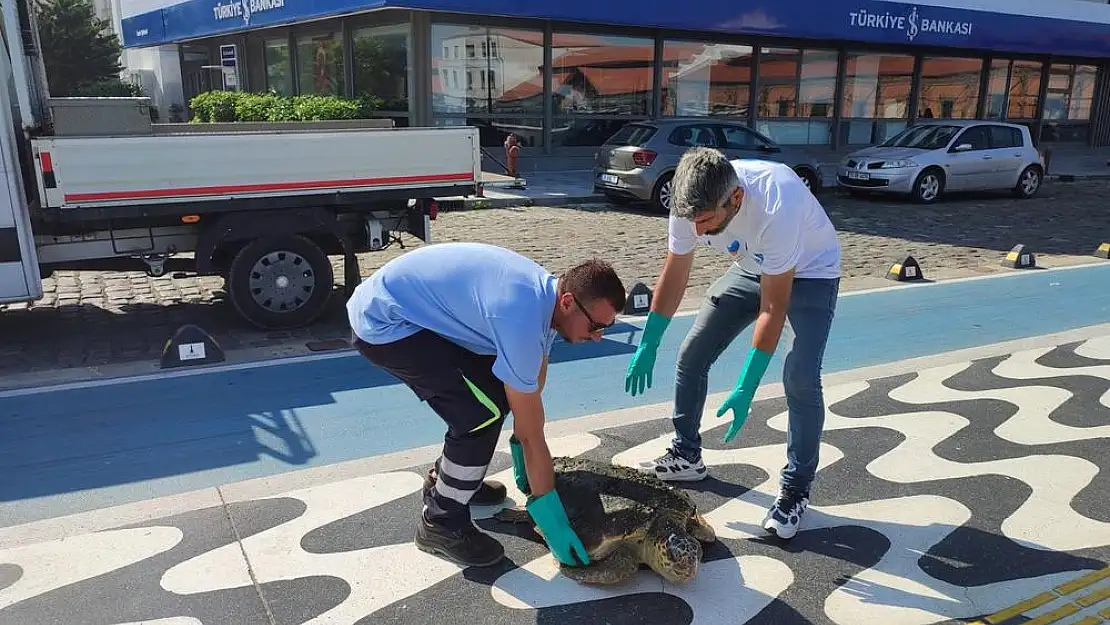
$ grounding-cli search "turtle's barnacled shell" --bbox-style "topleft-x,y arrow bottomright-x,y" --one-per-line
547,456 -> 700,558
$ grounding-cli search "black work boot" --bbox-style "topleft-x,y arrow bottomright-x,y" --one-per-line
424,468 -> 507,506
414,514 -> 505,567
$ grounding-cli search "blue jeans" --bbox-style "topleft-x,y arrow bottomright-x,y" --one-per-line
670,264 -> 839,494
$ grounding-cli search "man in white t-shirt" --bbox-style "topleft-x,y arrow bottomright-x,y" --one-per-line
624,147 -> 841,540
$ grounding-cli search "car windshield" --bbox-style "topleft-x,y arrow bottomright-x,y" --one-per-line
879,125 -> 961,150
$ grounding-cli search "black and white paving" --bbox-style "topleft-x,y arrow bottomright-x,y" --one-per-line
2,334 -> 1109,625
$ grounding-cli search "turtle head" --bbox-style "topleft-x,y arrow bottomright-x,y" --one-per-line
646,525 -> 703,583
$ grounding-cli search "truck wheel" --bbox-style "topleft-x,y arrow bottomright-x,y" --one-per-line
227,234 -> 335,330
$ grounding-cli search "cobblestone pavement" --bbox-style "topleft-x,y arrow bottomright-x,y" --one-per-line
2,179 -> 1109,379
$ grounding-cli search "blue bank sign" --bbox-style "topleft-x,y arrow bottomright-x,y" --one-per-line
211,0 -> 285,26
848,6 -> 974,42
121,0 -> 1110,59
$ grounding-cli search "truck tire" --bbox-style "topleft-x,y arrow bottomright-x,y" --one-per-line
227,234 -> 335,330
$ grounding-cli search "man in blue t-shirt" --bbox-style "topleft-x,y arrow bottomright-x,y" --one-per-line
348,242 -> 627,568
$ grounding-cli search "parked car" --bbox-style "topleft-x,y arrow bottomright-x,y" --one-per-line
593,118 -> 824,213
836,120 -> 1044,203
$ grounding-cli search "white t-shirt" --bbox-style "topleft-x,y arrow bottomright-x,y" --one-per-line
667,159 -> 842,279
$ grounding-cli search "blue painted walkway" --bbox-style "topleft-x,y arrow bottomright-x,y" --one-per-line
2,263 -> 1109,526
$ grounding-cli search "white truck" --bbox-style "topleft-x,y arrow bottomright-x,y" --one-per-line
0,0 -> 481,330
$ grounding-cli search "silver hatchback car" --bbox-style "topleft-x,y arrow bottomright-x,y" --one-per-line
836,120 -> 1045,203
593,118 -> 824,213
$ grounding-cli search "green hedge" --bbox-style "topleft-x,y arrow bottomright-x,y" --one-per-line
187,90 -> 386,123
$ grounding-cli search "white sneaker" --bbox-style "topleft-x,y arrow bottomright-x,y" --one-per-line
763,487 -> 810,539
636,449 -> 708,482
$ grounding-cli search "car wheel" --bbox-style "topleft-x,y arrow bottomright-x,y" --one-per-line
1013,165 -> 1043,199
652,173 -> 674,214
912,168 -> 944,203
794,166 -> 820,192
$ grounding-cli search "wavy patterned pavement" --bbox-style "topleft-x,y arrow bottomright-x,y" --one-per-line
2,332 -> 1109,624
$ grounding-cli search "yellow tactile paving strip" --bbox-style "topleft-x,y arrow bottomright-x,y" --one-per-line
973,567 -> 1110,625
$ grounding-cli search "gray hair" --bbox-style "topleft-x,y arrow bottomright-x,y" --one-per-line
669,147 -> 740,220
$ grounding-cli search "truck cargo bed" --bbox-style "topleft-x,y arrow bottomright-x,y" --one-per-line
30,126 -> 480,210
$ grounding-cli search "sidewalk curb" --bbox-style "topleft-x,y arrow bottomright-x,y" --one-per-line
1049,172 -> 1110,181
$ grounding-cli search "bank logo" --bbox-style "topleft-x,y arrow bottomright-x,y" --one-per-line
213,0 -> 285,25
848,5 -> 972,43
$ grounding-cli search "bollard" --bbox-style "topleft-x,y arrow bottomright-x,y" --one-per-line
160,324 -> 225,369
1001,244 -> 1037,269
624,282 -> 653,315
886,255 -> 925,282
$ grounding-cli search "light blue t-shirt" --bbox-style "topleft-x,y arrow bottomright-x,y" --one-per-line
347,242 -> 559,393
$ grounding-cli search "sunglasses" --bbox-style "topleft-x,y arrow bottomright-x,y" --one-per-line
573,295 -> 614,333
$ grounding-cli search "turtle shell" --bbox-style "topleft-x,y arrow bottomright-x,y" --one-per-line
549,456 -> 700,559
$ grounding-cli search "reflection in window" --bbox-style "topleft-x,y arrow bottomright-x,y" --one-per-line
352,22 -> 410,113
430,23 -> 544,116
661,41 -> 752,118
435,116 -> 546,148
551,32 -> 654,117
917,57 -> 982,119
840,52 -> 914,144
550,117 -> 637,147
756,47 -> 837,145
264,38 -> 292,95
984,59 -> 1009,119
841,52 -> 913,119
1007,60 -> 1043,120
297,33 -> 344,95
1043,63 -> 1097,120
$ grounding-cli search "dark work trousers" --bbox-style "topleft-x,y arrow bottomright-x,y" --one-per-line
352,330 -> 510,530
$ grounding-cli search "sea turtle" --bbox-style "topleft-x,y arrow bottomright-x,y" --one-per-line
492,455 -> 716,586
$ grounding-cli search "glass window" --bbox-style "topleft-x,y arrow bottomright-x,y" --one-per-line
603,122 -> 657,146
666,123 -> 721,148
841,52 -> 913,119
662,41 -> 753,118
988,125 -> 1023,148
1007,60 -> 1043,120
880,124 -> 961,149
264,38 -> 292,96
984,59 -> 1009,119
720,124 -> 775,150
954,125 -> 991,150
551,32 -> 654,117
297,32 -> 344,96
550,117 -> 633,147
352,23 -> 411,113
917,57 -> 982,119
757,48 -> 837,118
755,47 -> 837,145
1069,65 -> 1098,120
840,52 -> 914,144
430,24 -> 545,116
434,116 -> 547,148
1042,63 -> 1098,121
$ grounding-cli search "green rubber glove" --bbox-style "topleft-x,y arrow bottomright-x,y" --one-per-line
509,435 -> 530,495
625,312 -> 671,396
527,490 -> 591,566
719,347 -> 773,443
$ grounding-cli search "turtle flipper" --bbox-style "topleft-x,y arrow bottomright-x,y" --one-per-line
559,545 -> 639,586
493,505 -> 534,525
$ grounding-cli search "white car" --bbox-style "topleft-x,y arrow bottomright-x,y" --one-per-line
836,120 -> 1044,203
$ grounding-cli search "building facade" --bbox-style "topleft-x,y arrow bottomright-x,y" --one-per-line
114,0 -> 1110,154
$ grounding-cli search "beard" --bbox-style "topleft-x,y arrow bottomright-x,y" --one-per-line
705,200 -> 740,235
